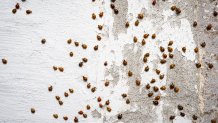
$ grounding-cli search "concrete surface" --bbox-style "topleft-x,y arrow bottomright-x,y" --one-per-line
0,0 -> 217,123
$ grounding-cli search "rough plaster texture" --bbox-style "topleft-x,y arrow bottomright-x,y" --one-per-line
0,0 -> 217,123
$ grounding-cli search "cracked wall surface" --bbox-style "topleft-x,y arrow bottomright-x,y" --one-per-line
0,0 -> 217,123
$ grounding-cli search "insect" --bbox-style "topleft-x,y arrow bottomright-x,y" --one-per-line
160,86 -> 166,90
178,105 -> 183,110
15,3 -> 20,9
107,107 -> 112,112
174,87 -> 179,93
133,36 -> 138,43
12,9 -> 17,14
74,117 -> 79,122
162,53 -> 167,59
105,100 -> 110,105
126,99 -> 130,104
207,63 -> 213,69
150,79 -> 156,84
69,88 -> 74,93
213,11 -> 218,17
160,46 -> 165,52
55,96 -> 60,100
125,22 -> 129,28
48,85 -> 53,92
104,61 -> 108,66
74,41 -> 79,47
193,21 -> 197,27
168,41 -> 173,46
169,53 -> 174,58
194,47 -> 199,53
58,100 -> 63,105
53,114 -> 58,119
91,87 -> 96,92
148,92 -> 153,97
117,114 -> 122,119
200,42 -> 206,48
58,67 -> 64,72
168,47 -> 173,52
143,57 -> 147,63
78,110 -> 83,115
169,116 -> 175,120
114,9 -> 119,14
170,64 -> 175,69
154,95 -> 160,100
169,83 -> 175,89
98,25 -> 103,30
82,58 -> 88,63
99,12 -> 104,18
83,114 -> 87,118
206,24 -> 212,30
79,62 -> 83,67
99,103 -> 103,108
153,100 -> 159,105
135,79 -> 141,86
151,34 -> 156,39
123,60 -> 127,66
128,71 -> 133,77
135,20 -> 139,26
152,0 -> 156,6
180,112 -> 185,117
110,4 -> 115,9
97,35 -> 101,41
160,59 -> 166,64
138,13 -> 144,19
83,76 -> 88,82
97,97 -> 102,102
175,8 -> 181,15
105,80 -> 110,87
86,105 -> 91,110
31,108 -> 35,114
192,115 -> 198,120
143,34 -> 149,39
69,52 -> 74,57
64,92 -> 69,97
153,86 -> 159,92
92,13 -> 96,20
195,63 -> 201,68
26,10 -> 32,14
122,93 -> 127,98
171,6 -> 176,11
2,59 -> 7,64
182,47 -> 186,53
156,69 -> 160,75
94,45 -> 98,51
63,116 -> 68,121
144,53 -> 150,57
82,44 -> 87,49
144,65 -> 149,72
159,74 -> 164,80
141,39 -> 146,46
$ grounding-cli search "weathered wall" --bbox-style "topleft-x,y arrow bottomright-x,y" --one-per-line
0,0 -> 217,123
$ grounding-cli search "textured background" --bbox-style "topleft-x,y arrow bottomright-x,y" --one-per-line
0,0 -> 217,123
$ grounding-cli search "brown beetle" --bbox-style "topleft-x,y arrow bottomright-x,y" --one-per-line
82,58 -> 88,63
64,92 -> 69,97
192,115 -> 198,120
151,34 -> 156,39
148,92 -> 153,97
160,59 -> 166,64
107,107 -> 112,112
160,86 -> 166,90
92,13 -> 96,20
2,59 -> 7,64
171,6 -> 176,11
213,11 -> 218,17
182,47 -> 186,53
97,35 -> 101,41
138,13 -> 144,19
105,100 -> 110,105
175,8 -> 181,15
41,39 -> 46,44
160,46 -> 165,52
153,86 -> 159,92
58,100 -> 63,105
153,100 -> 159,105
180,112 -> 185,117
194,47 -> 198,53
94,45 -> 98,51
74,41 -> 79,47
53,114 -> 58,119
143,57 -> 147,63
83,76 -> 88,82
114,9 -> 119,14
159,74 -> 164,80
79,62 -> 83,67
122,93 -> 127,98
169,83 -> 175,89
150,79 -> 156,84
69,52 -> 74,57
117,114 -> 122,119
123,60 -> 127,66
135,79 -> 141,86
91,87 -> 96,92
58,67 -> 64,72
170,115 -> 175,120
206,24 -> 212,30
99,12 -> 104,18
98,25 -> 103,30
169,53 -> 174,58
31,108 -> 35,114
146,84 -> 150,89
110,4 -> 115,9
144,66 -> 149,72
67,39 -> 72,44
195,63 -> 201,68
162,53 -> 167,59
193,21 -> 197,27
156,69 -> 160,75
99,103 -> 103,108
126,99 -> 130,104
128,71 -> 133,77
83,114 -> 87,118
26,10 -> 32,14
104,61 -> 108,66
87,83 -> 91,89
12,9 -> 17,14
78,110 -> 83,115
168,41 -> 173,46
178,105 -> 183,110
135,20 -> 139,26
174,87 -> 179,93
200,42 -> 206,48
105,80 -> 110,87
207,63 -> 213,69
55,96 -> 60,100
74,117 -> 79,122
125,22 -> 129,28
15,3 -> 20,9
63,116 -> 68,121
82,44 -> 87,49
48,85 -> 53,92
168,47 -> 173,52
97,97 -> 102,102
133,36 -> 138,43
143,34 -> 149,39
170,64 -> 175,69
141,39 -> 146,46
155,95 -> 160,100
86,105 -> 91,110
53,66 -> 57,71
69,88 -> 74,93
